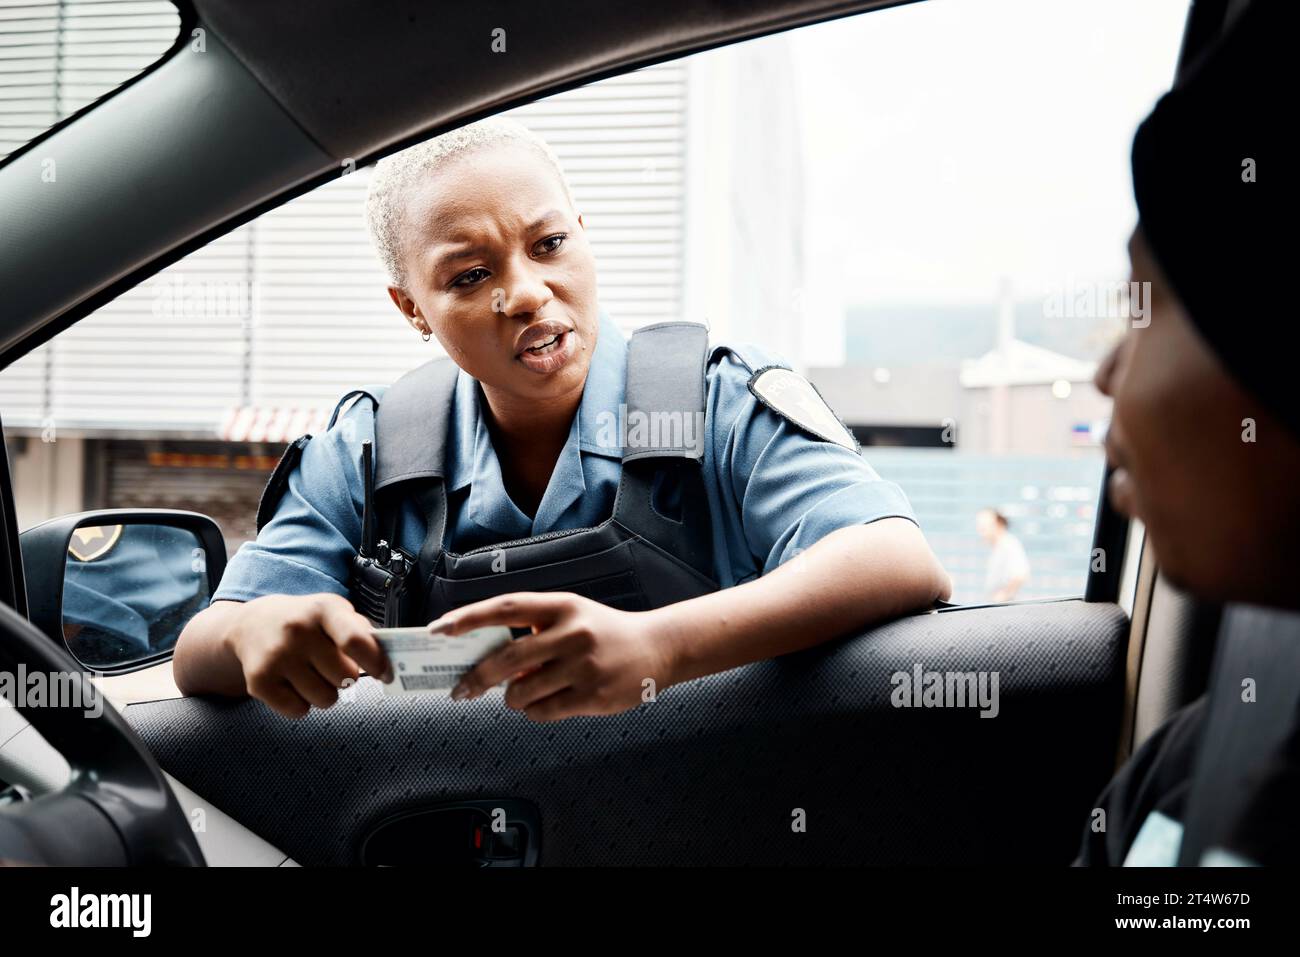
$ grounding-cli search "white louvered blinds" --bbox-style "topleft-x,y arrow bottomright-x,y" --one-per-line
509,64 -> 688,331
2,52 -> 690,428
0,1 -> 58,162
0,0 -> 180,426
250,169 -> 414,408
49,230 -> 251,427
0,0 -> 179,161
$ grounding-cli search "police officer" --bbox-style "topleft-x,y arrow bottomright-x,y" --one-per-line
173,118 -> 951,721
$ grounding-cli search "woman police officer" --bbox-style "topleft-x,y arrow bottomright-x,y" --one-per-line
173,118 -> 951,722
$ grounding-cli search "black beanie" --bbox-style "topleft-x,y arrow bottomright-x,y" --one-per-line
1130,3 -> 1291,438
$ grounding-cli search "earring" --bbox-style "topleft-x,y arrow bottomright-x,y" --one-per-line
421,330 -> 431,342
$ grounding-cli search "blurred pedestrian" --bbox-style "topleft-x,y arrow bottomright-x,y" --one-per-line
976,508 -> 1029,602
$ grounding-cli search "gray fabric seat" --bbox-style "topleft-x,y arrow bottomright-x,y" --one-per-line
1177,604 -> 1300,864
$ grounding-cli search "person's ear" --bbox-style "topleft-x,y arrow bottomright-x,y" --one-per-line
387,286 -> 428,335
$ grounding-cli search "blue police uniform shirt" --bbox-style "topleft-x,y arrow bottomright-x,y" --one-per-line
64,523 -> 209,661
212,311 -> 918,604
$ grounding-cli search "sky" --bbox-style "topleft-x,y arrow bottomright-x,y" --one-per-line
772,0 -> 1191,364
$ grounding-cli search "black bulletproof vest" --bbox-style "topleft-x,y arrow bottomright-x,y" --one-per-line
354,321 -> 721,627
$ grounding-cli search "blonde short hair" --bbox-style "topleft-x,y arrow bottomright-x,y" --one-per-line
365,117 -> 575,288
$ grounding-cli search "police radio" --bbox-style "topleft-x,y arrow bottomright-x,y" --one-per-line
349,439 -> 416,628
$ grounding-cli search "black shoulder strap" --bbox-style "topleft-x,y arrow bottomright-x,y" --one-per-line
1176,604 -> 1300,864
255,389 -> 380,535
373,356 -> 460,490
361,357 -> 459,567
611,321 -> 714,579
327,388 -> 381,429
622,321 -> 709,463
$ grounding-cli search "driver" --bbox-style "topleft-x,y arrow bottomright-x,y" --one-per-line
1074,2 -> 1292,865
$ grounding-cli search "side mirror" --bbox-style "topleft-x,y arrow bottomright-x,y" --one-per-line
19,509 -> 227,674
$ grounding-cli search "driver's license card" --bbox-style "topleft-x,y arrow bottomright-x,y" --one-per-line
373,625 -> 512,696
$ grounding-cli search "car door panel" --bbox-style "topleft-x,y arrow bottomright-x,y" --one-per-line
3,694 -> 297,866
125,599 -> 1125,865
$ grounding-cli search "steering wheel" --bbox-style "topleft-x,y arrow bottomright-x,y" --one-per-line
0,602 -> 204,866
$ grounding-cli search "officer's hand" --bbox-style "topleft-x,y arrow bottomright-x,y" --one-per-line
436,593 -> 666,722
226,593 -> 392,719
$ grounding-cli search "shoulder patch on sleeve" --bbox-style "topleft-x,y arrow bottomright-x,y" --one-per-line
746,366 -> 859,453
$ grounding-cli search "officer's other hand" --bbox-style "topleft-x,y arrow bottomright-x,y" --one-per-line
226,593 -> 392,719
435,592 -> 665,721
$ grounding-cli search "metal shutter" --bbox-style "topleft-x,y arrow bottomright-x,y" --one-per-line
103,439 -> 276,553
